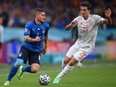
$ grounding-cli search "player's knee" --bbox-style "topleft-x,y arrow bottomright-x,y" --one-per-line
69,58 -> 78,66
63,60 -> 68,64
31,64 -> 40,73
63,57 -> 71,64
31,68 -> 39,73
15,62 -> 21,67
14,59 -> 24,67
69,62 -> 75,66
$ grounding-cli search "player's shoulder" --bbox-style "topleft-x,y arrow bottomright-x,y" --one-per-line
91,14 -> 101,18
78,15 -> 82,18
74,16 -> 82,21
77,15 -> 82,19
25,20 -> 34,27
26,20 -> 34,25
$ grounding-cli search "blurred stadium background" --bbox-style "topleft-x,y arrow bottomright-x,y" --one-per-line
0,0 -> 116,64
0,0 -> 116,87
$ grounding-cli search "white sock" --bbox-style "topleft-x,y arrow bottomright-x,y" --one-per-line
62,60 -> 67,69
56,64 -> 74,78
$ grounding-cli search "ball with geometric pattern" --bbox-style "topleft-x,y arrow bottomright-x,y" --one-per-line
38,73 -> 50,85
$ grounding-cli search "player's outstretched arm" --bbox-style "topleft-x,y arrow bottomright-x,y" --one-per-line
104,8 -> 112,25
65,19 -> 77,30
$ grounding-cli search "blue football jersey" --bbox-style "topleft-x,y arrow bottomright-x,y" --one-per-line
24,20 -> 49,52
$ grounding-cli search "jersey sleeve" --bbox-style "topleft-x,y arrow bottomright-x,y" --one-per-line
24,22 -> 31,36
94,15 -> 104,24
72,17 -> 78,23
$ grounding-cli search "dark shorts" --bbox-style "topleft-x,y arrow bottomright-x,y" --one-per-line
18,45 -> 41,65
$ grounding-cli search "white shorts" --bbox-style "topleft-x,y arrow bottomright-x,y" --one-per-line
66,44 -> 93,61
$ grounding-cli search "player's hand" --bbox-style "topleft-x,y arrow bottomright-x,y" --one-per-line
42,47 -> 47,54
105,8 -> 112,17
65,25 -> 70,30
65,24 -> 72,30
34,35 -> 41,42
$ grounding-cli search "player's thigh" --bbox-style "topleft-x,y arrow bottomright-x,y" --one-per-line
29,52 -> 41,73
17,45 -> 29,64
66,45 -> 79,58
73,50 -> 89,61
68,57 -> 78,66
29,51 -> 40,65
63,56 -> 71,64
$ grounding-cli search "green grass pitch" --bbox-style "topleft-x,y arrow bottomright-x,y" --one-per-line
0,59 -> 116,87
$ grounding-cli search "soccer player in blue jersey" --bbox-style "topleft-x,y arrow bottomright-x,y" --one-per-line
4,8 -> 49,85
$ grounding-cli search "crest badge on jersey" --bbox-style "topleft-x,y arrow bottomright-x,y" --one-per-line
38,28 -> 40,30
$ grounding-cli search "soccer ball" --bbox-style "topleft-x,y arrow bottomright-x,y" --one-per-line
38,73 -> 50,85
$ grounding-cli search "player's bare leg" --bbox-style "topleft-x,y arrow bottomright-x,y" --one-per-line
53,57 -> 78,83
18,63 -> 40,80
31,64 -> 40,73
62,56 -> 71,69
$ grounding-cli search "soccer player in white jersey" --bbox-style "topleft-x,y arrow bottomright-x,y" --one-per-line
53,1 -> 112,84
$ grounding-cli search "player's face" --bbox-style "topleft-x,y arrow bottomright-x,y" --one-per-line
35,12 -> 46,24
80,6 -> 90,18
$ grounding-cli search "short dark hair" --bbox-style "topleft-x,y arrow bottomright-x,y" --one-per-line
35,8 -> 44,13
80,1 -> 91,10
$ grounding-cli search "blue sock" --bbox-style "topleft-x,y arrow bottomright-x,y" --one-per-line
22,66 -> 32,73
7,65 -> 19,81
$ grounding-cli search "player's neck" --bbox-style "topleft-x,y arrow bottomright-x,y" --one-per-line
34,19 -> 42,25
83,14 -> 90,20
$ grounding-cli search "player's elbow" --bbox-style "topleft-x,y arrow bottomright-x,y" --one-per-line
24,36 -> 28,40
24,36 -> 30,41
